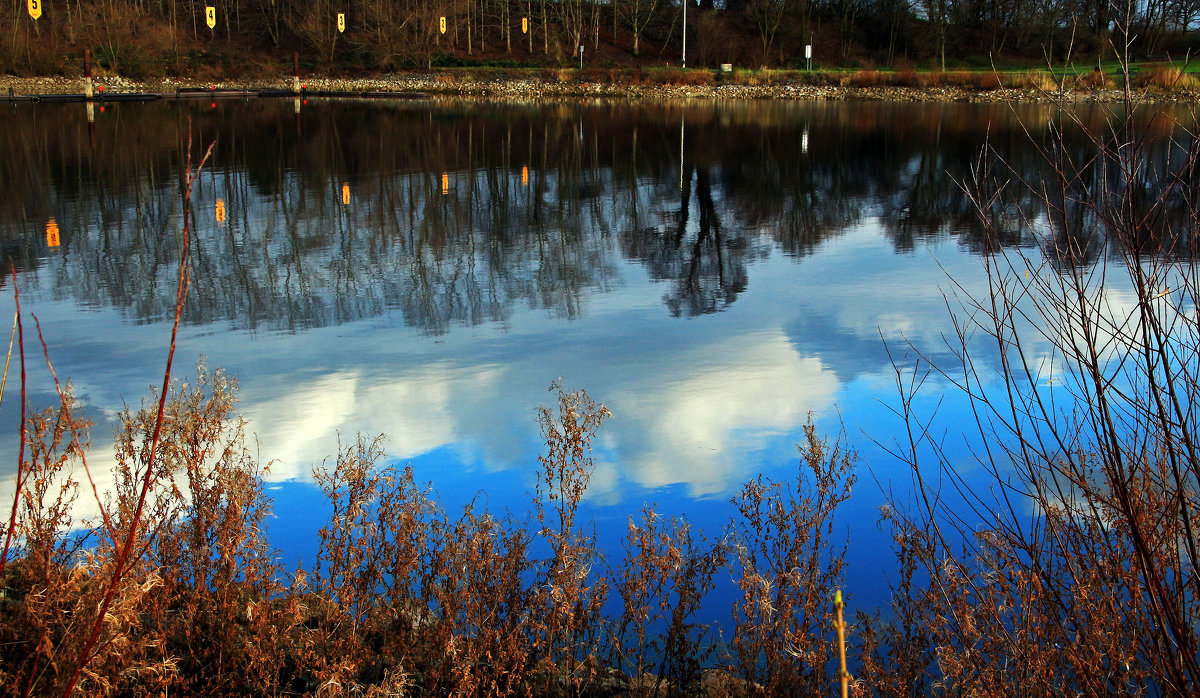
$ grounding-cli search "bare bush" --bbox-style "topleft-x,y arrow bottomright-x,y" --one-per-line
727,422 -> 856,696
867,20 -> 1200,694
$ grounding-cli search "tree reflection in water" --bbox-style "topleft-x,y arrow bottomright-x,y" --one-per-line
0,99 -> 1195,333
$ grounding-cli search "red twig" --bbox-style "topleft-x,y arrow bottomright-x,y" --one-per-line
61,131 -> 215,697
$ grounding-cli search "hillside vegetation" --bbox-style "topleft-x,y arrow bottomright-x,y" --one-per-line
5,0 -> 1200,78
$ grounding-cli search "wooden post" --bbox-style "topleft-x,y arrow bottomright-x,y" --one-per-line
83,50 -> 94,100
292,52 -> 301,95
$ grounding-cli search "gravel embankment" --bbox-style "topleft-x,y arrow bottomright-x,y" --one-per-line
2,72 -> 1195,103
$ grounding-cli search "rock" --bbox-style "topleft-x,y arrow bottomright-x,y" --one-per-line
0,72 -> 1184,104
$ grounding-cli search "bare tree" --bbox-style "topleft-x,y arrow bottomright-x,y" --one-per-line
553,0 -> 587,59
918,0 -> 952,70
616,0 -> 663,55
745,0 -> 787,65
290,0 -> 340,65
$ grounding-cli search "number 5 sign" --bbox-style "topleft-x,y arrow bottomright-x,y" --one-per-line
27,0 -> 42,20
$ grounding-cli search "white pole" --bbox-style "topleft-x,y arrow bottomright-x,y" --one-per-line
679,114 -> 684,190
682,0 -> 687,68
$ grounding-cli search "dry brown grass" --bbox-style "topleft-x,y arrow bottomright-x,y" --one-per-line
3,350 -> 1196,695
1134,64 -> 1199,90
1009,70 -> 1059,91
644,69 -> 716,87
892,69 -> 921,87
844,69 -> 884,87
0,362 -> 864,696
976,72 -> 1003,90
1073,67 -> 1114,89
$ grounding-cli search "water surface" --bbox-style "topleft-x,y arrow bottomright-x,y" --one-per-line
0,96 -> 1186,612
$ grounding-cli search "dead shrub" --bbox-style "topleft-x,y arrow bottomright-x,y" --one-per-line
0,395 -> 92,695
852,506 -> 935,697
302,436 -> 439,692
1073,67 -> 1113,89
977,72 -> 1003,90
873,39 -> 1200,693
136,367 -> 288,694
848,69 -> 884,87
648,68 -> 714,86
727,422 -> 856,696
1134,64 -> 1198,90
0,357 -> 884,696
610,506 -> 728,695
945,71 -> 973,87
892,69 -> 920,87
530,382 -> 612,694
1011,70 -> 1058,91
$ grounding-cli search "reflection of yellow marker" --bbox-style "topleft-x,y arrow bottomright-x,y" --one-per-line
215,198 -> 226,223
45,219 -> 60,247
27,0 -> 41,21
342,183 -> 350,205
439,16 -> 446,34
337,13 -> 345,33
522,165 -> 529,186
205,6 -> 216,29
441,173 -> 449,195
522,17 -> 528,34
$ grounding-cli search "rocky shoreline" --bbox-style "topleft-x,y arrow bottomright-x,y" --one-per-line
2,72 -> 1197,104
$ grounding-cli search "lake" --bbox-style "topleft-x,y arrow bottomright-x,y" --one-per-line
0,95 -> 1186,616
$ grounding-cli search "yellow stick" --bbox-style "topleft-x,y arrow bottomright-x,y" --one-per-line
0,311 -> 17,415
836,589 -> 849,698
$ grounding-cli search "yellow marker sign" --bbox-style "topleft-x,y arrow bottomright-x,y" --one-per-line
441,173 -> 449,195
522,165 -> 529,186
45,219 -> 59,247
205,6 -> 216,29
522,17 -> 528,34
337,13 -> 345,33
439,16 -> 446,34
27,0 -> 42,21
215,198 -> 226,223
342,183 -> 350,205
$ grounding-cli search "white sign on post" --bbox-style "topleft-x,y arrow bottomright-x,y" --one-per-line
805,44 -> 812,70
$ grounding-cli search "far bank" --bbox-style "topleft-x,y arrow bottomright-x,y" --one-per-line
4,68 -> 1200,104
